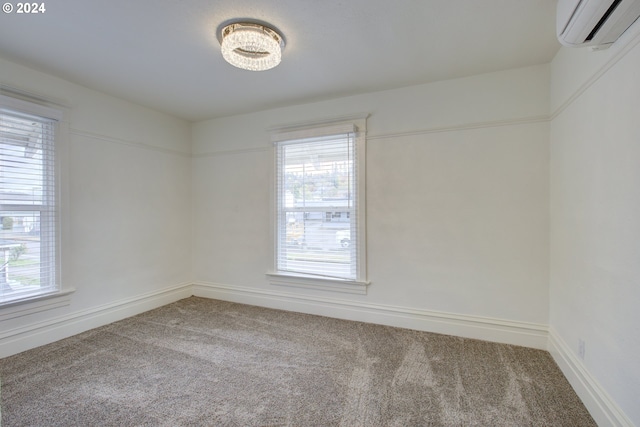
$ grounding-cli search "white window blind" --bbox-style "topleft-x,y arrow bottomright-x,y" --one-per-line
0,98 -> 59,304
275,123 -> 362,281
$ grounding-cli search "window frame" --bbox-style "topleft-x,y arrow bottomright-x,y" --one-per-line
268,116 -> 369,294
0,93 -> 67,308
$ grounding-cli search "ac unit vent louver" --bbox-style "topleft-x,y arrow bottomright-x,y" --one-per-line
557,0 -> 640,49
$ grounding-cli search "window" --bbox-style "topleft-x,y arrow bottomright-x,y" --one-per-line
0,95 -> 61,305
272,118 -> 367,286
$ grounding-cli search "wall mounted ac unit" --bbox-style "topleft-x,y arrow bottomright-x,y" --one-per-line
557,0 -> 640,48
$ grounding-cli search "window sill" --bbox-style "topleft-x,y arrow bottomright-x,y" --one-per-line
0,288 -> 75,321
266,273 -> 369,295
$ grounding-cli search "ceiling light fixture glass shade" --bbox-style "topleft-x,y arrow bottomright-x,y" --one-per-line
220,22 -> 285,71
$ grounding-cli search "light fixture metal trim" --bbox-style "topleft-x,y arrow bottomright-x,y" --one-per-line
220,22 -> 285,71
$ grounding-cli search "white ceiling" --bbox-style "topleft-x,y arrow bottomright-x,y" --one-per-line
0,0 -> 560,122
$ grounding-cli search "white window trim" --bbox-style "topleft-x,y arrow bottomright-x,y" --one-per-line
0,288 -> 74,321
0,94 -> 63,121
267,114 -> 369,293
0,91 -> 72,312
266,272 -> 369,295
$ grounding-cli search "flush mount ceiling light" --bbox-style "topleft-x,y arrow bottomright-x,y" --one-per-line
220,22 -> 285,71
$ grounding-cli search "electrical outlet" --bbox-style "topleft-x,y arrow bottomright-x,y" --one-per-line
578,339 -> 586,360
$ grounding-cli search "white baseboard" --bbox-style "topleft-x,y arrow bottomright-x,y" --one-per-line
0,282 -> 192,358
192,281 -> 548,349
548,327 -> 633,427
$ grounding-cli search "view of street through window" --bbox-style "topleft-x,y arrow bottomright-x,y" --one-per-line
0,112 -> 50,302
278,135 -> 356,278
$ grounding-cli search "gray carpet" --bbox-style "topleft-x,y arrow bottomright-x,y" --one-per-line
1,297 -> 595,426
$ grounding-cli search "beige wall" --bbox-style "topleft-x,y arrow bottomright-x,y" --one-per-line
192,65 -> 551,345
0,57 -> 192,355
549,23 -> 640,426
